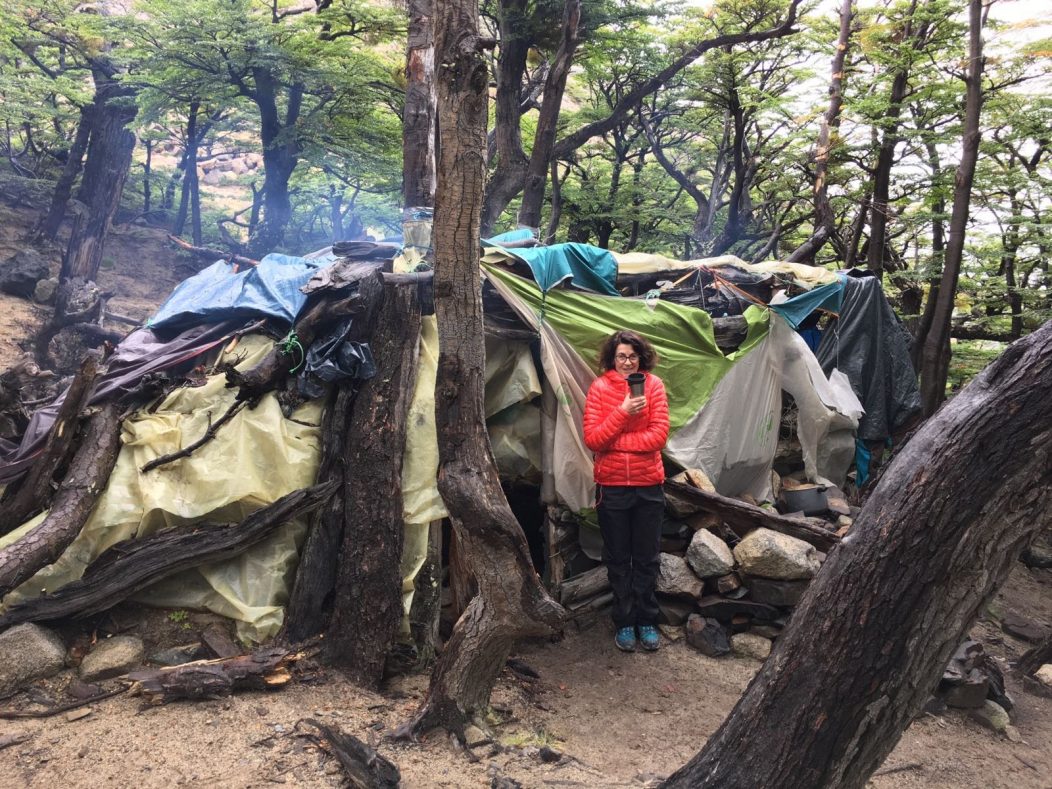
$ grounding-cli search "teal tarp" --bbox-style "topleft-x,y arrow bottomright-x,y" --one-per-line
493,242 -> 620,296
769,275 -> 846,329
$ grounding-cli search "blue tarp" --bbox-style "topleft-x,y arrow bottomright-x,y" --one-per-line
768,274 -> 846,329
494,242 -> 620,296
148,253 -> 332,331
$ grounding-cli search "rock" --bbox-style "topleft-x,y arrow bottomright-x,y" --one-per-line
656,553 -> 704,599
733,528 -> 820,580
942,670 -> 989,709
715,573 -> 741,595
0,623 -> 67,696
0,249 -> 50,298
685,615 -> 730,657
1035,664 -> 1052,688
1000,612 -> 1051,644
922,695 -> 947,716
684,512 -> 722,532
34,276 -> 58,305
65,708 -> 93,722
969,699 -> 1010,733
658,624 -> 683,641
656,596 -> 695,626
1021,532 -> 1052,569
743,576 -> 810,607
670,468 -> 716,492
79,635 -> 144,682
730,632 -> 772,661
1004,724 -> 1022,743
686,530 -> 735,578
749,624 -> 782,639
695,596 -> 780,624
149,643 -> 203,667
463,724 -> 490,747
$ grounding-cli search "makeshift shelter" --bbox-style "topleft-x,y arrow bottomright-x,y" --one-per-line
0,239 -> 920,641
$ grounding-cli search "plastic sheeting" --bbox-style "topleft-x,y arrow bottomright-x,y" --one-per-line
149,253 -> 333,331
483,243 -> 620,296
815,274 -> 921,440
0,336 -> 321,642
611,251 -> 840,287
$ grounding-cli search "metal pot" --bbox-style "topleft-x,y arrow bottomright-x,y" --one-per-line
779,485 -> 829,516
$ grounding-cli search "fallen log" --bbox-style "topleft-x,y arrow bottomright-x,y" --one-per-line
127,647 -> 296,704
0,353 -> 100,535
0,481 -> 336,629
557,566 -> 610,608
663,480 -> 839,552
301,718 -> 401,788
0,402 -> 122,599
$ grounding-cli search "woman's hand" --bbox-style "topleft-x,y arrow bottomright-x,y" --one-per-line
620,394 -> 647,415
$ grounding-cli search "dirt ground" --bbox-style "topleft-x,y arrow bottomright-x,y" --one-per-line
1,208 -> 1051,788
1,564 -> 1050,789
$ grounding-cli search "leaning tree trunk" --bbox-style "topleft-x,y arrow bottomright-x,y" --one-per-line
37,103 -> 94,242
325,281 -> 422,688
397,0 -> 565,738
918,0 -> 984,417
402,0 -> 437,216
59,68 -> 137,290
663,329 -> 1052,787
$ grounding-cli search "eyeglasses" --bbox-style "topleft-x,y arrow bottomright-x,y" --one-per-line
615,353 -> 639,363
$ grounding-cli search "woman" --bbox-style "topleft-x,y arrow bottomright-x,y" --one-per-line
583,330 -> 670,652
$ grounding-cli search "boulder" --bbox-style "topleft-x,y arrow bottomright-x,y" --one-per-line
79,635 -> 145,681
942,670 -> 989,709
969,700 -> 1010,734
1021,532 -> 1052,569
0,623 -> 67,695
685,615 -> 730,657
733,528 -> 820,580
656,596 -> 695,626
695,596 -> 780,624
0,249 -> 50,298
686,529 -> 735,578
743,576 -> 810,607
1001,612 -> 1051,644
730,632 -> 772,661
656,553 -> 704,599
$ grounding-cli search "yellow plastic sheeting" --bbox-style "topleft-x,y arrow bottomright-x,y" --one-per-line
402,316 -> 447,529
485,335 -> 542,418
1,336 -> 322,642
612,252 -> 839,287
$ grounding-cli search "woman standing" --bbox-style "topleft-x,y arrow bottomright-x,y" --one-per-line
583,330 -> 670,652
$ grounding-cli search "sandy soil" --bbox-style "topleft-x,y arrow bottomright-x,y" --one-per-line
1,564 -> 1049,789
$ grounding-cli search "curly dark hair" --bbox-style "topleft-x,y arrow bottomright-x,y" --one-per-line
598,329 -> 659,372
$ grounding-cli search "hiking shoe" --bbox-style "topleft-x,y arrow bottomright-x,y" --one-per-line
614,626 -> 637,652
638,625 -> 660,651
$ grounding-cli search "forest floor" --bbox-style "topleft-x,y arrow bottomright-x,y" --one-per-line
1,212 -> 1051,788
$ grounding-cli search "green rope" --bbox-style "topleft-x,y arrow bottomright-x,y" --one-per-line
280,330 -> 305,374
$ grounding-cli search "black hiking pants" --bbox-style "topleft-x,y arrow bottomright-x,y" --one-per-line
597,484 -> 664,630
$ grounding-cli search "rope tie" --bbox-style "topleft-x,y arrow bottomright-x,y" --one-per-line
279,330 -> 305,374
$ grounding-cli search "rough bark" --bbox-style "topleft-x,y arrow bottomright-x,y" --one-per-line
397,0 -> 564,737
38,103 -> 93,242
918,0 -> 984,417
402,0 -> 437,213
0,402 -> 122,599
664,317 -> 1052,789
247,73 -> 302,255
302,719 -> 401,788
408,520 -> 443,666
283,274 -> 386,642
516,0 -> 581,231
0,482 -> 336,631
0,354 -> 99,535
59,68 -> 137,291
325,281 -> 422,688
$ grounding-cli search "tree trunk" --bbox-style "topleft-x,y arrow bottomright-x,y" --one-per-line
408,520 -> 443,666
918,0 -> 984,417
142,138 -> 152,215
790,0 -> 853,262
516,0 -> 581,231
910,137 -> 947,367
397,0 -> 564,737
0,402 -> 122,599
402,0 -> 437,213
325,281 -> 422,688
248,73 -> 302,255
664,316 -> 1052,789
38,103 -> 93,242
59,68 -> 136,291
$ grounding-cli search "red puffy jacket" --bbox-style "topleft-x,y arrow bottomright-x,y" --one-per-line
583,370 -> 670,487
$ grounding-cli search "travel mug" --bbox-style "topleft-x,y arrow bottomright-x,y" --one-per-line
627,372 -> 645,397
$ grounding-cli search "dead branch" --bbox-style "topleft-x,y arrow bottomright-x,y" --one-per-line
0,685 -> 128,719
0,353 -> 100,535
0,482 -> 336,630
127,647 -> 297,704
167,234 -> 259,267
300,718 -> 401,788
140,400 -> 247,473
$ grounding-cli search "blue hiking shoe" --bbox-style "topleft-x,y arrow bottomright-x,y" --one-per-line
615,626 -> 637,652
638,625 -> 660,651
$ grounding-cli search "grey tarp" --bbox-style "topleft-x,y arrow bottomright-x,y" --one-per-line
815,274 -> 921,441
